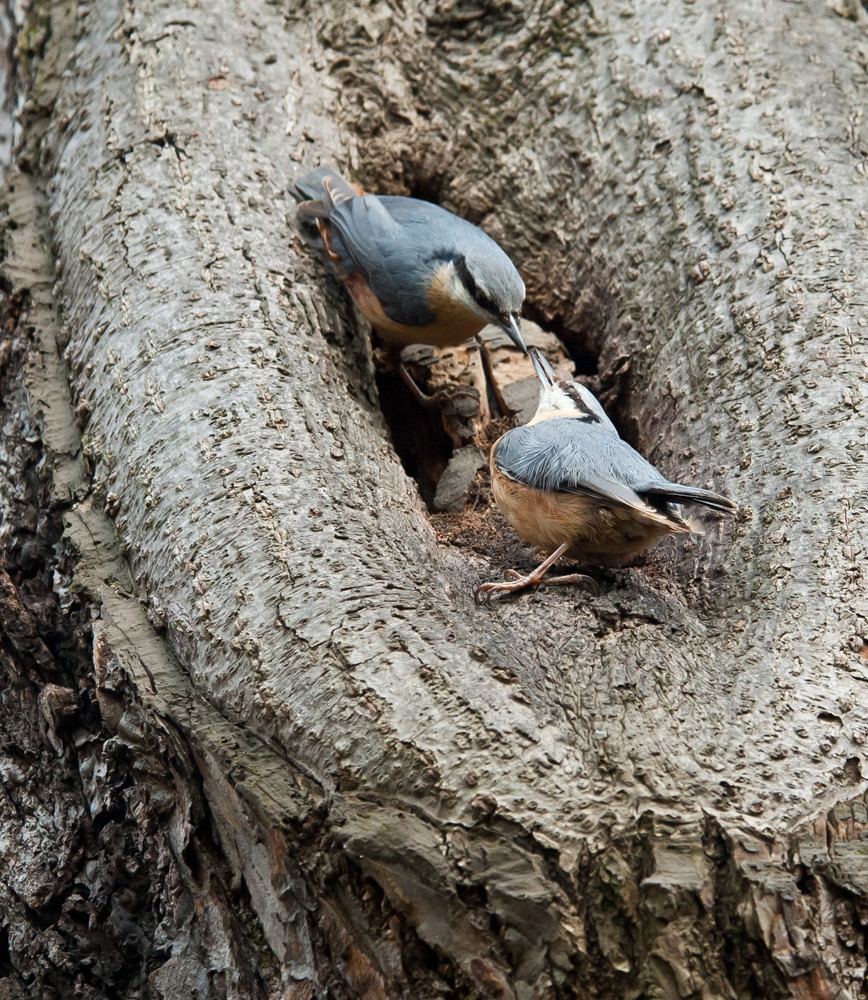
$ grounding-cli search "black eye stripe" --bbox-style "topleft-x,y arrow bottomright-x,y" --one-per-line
474,289 -> 496,313
565,386 -> 600,422
453,254 -> 475,292
454,254 -> 497,314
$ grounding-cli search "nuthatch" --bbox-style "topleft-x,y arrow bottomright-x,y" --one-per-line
475,348 -> 737,604
291,166 -> 527,353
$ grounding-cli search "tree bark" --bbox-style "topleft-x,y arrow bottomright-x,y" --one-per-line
2,0 -> 867,998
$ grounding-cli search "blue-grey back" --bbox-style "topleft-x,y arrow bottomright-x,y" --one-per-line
495,417 -> 665,496
292,168 -> 508,256
375,197 -> 503,250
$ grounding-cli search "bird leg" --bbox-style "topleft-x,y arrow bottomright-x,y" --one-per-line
399,364 -> 478,409
474,543 -> 597,606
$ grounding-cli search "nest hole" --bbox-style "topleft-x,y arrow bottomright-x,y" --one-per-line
374,360 -> 454,509
403,170 -> 447,205
374,302 -> 612,523
342,165 -> 627,526
522,299 -> 599,378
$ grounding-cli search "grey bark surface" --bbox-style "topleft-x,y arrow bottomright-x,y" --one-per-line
1,0 -> 867,998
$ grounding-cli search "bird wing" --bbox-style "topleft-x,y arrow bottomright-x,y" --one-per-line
494,419 -> 665,514
495,417 -> 736,519
327,195 -> 438,327
633,481 -> 737,513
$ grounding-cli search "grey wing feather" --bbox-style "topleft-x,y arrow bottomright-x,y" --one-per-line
376,196 -> 488,241
634,481 -> 737,513
496,418 -> 736,515
328,195 -> 438,327
495,419 -> 662,513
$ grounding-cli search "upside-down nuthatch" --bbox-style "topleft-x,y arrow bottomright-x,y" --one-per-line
475,348 -> 737,604
291,166 -> 527,353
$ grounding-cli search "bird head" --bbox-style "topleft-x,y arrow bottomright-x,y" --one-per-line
528,347 -> 616,430
451,250 -> 526,353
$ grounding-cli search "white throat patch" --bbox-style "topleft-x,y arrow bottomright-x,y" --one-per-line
528,385 -> 584,425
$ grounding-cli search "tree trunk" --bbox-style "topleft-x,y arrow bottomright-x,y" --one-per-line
2,0 -> 867,997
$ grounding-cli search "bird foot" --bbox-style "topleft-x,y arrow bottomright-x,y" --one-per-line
474,543 -> 598,606
474,570 -> 596,606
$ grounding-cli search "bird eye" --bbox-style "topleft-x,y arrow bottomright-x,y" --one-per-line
455,255 -> 478,295
566,386 -> 600,422
473,288 -> 496,314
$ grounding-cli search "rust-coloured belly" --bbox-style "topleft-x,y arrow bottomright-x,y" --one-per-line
491,460 -> 684,565
345,270 -> 486,347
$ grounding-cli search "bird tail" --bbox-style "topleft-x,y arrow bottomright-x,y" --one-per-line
640,481 -> 737,514
291,166 -> 362,222
289,165 -> 344,203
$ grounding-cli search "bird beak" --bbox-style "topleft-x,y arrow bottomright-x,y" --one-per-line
499,314 -> 527,354
530,346 -> 557,387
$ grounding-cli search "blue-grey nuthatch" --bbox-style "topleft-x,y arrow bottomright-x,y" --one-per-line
475,348 -> 737,604
291,166 -> 527,353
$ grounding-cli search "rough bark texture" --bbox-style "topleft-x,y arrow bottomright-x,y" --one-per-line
1,0 -> 867,998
